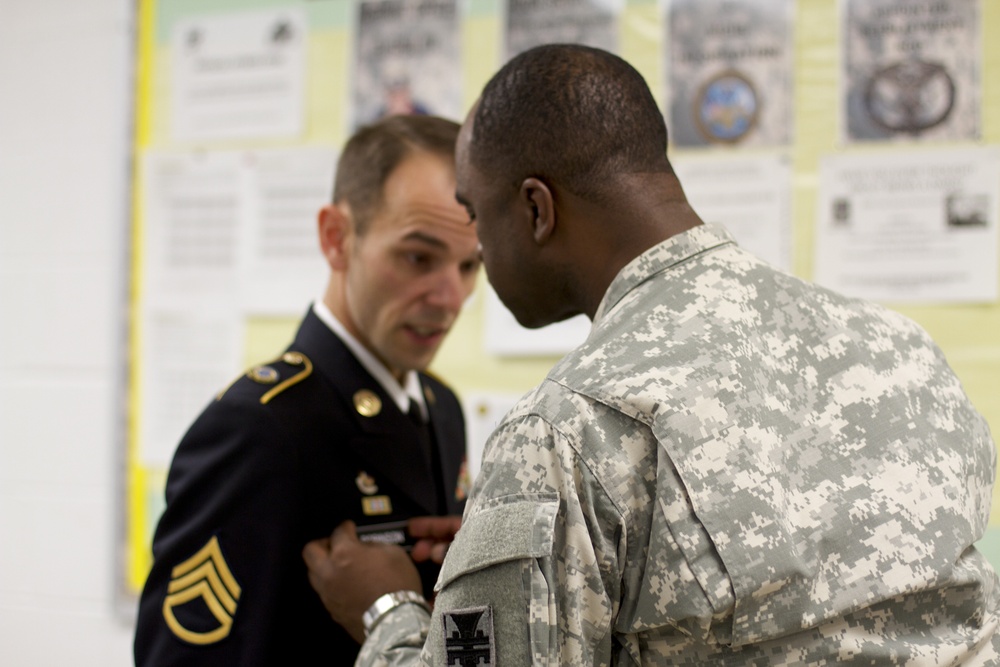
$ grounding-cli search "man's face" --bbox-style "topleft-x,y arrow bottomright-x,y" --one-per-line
341,151 -> 480,378
455,119 -> 543,328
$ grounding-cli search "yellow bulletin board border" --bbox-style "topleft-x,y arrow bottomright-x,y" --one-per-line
121,0 -> 1000,611
124,0 -> 159,599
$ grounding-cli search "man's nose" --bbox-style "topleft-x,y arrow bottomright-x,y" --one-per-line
425,264 -> 468,312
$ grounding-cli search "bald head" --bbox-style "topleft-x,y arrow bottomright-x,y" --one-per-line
468,44 -> 671,203
457,45 -> 700,326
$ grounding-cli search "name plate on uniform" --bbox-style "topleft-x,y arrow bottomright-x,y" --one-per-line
356,520 -> 414,551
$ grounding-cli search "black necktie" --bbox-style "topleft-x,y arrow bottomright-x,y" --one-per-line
407,400 -> 447,513
406,400 -> 425,426
407,401 -> 432,464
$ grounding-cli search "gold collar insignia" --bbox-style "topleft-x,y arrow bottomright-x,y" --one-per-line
353,389 -> 382,417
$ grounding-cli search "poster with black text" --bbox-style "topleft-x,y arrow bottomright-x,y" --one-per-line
666,0 -> 794,147
842,0 -> 980,143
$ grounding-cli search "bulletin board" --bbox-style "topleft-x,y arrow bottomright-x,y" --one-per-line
123,0 -> 1000,605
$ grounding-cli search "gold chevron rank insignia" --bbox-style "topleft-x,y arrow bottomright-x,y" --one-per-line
162,536 -> 242,645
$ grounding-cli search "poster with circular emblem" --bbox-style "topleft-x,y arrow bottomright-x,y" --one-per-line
666,0 -> 794,148
842,0 -> 980,143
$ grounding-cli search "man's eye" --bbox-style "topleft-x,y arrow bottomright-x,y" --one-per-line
406,252 -> 428,264
460,257 -> 481,274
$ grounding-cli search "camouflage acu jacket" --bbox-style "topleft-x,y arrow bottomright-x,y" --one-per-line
358,223 -> 1000,666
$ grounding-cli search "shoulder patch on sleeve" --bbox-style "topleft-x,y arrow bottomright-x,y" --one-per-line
162,536 -> 242,645
442,606 -> 495,666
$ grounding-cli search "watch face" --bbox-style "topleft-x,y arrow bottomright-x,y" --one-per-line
694,70 -> 759,143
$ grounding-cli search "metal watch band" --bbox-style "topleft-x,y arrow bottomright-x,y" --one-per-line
362,590 -> 431,636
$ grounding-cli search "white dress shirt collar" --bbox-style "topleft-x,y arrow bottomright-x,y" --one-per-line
312,301 -> 426,419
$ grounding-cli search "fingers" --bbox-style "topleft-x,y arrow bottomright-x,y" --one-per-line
331,520 -> 358,544
303,517 -> 455,571
408,515 -> 461,539
301,537 -> 330,568
410,538 -> 452,563
410,539 -> 434,563
408,516 -> 461,563
301,520 -> 355,569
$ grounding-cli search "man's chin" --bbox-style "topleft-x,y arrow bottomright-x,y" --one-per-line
513,311 -> 563,330
511,302 -> 583,329
390,351 -> 437,376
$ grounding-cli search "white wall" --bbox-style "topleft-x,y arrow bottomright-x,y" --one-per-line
0,0 -> 136,664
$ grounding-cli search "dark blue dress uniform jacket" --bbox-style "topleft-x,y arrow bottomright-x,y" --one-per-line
134,308 -> 468,666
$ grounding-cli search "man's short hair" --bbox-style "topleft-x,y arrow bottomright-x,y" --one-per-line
334,115 -> 460,234
471,44 -> 671,203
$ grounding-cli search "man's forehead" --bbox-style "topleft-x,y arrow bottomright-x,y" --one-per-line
398,228 -> 473,250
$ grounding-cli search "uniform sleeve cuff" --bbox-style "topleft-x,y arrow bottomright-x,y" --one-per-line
357,601 -> 431,666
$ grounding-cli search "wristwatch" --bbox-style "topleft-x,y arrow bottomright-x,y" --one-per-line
362,590 -> 431,636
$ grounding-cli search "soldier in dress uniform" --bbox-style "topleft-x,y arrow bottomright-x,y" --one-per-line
303,45 -> 1000,665
133,115 -> 480,665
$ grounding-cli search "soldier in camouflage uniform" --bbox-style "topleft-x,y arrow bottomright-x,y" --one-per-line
303,44 -> 1000,665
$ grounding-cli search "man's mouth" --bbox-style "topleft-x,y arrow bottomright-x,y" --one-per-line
406,324 -> 448,341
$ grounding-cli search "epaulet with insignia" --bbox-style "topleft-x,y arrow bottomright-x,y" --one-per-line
216,351 -> 313,404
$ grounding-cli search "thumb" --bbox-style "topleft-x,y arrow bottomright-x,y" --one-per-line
331,520 -> 358,546
302,521 -> 357,567
302,536 -> 330,568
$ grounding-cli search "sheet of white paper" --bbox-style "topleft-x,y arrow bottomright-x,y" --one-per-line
672,153 -> 792,271
142,151 -> 243,310
483,286 -> 591,357
238,147 -> 337,316
815,147 -> 999,304
172,8 -> 307,142
138,309 -> 244,467
463,392 -> 524,480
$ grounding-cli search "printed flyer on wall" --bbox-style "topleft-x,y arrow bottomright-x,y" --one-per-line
815,147 -> 998,304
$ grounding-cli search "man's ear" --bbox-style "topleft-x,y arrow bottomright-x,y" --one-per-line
520,177 -> 555,245
318,203 -> 353,271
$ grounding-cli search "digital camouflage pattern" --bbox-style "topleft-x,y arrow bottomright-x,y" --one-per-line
357,224 -> 1000,666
